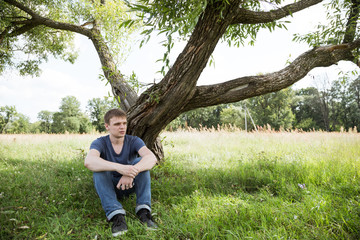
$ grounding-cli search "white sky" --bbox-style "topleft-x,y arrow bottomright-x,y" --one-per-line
0,1 -> 358,122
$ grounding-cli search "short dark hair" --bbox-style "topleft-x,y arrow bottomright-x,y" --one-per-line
104,109 -> 127,124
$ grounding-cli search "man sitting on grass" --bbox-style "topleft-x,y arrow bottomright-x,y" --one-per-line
84,108 -> 158,236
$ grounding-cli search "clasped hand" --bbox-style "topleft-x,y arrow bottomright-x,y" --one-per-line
116,165 -> 139,190
116,175 -> 134,190
119,165 -> 139,178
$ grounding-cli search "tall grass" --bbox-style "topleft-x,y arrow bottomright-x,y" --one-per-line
1,132 -> 359,239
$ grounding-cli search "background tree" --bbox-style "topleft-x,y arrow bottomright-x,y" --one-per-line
37,110 -> 53,133
166,105 -> 226,130
328,75 -> 360,131
329,77 -> 351,130
316,86 -> 331,131
0,106 -> 32,133
51,112 -> 65,133
349,76 -> 360,130
78,114 -> 92,133
29,121 -> 41,133
59,96 -> 82,118
0,105 -> 17,133
87,97 -> 118,132
292,87 -> 325,130
2,0 -> 360,158
220,105 -> 245,129
246,88 -> 295,130
63,116 -> 81,133
350,77 -> 360,111
51,95 -> 91,133
4,113 -> 31,133
183,105 -> 224,129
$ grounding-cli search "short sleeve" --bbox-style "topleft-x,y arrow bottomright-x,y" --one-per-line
90,137 -> 105,153
132,136 -> 146,153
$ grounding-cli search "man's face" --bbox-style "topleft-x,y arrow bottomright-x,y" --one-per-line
105,116 -> 127,138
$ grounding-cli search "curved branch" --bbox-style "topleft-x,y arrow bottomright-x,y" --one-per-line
184,41 -> 360,111
232,0 -> 322,24
343,0 -> 360,43
3,0 -> 93,37
90,23 -> 138,111
8,19 -> 41,37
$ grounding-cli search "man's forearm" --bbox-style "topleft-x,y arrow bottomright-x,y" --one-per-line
85,154 -> 139,178
134,155 -> 157,172
84,155 -> 120,172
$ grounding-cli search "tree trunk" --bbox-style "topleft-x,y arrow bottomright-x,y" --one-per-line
126,1 -> 237,158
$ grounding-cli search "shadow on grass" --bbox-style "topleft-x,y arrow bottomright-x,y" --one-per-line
1,153 -> 360,239
149,155 -> 360,239
151,155 -> 309,205
0,156 -> 105,239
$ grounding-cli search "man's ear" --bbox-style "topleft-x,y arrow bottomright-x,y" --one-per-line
105,123 -> 109,130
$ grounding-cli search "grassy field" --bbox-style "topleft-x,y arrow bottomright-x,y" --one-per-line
0,131 -> 359,239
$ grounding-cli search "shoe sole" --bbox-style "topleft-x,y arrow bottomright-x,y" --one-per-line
112,230 -> 128,237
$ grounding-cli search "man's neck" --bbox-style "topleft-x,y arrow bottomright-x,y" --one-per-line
109,135 -> 125,145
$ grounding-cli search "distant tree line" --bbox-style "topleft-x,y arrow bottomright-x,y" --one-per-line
1,76 -> 360,134
167,75 -> 360,132
0,96 -> 117,134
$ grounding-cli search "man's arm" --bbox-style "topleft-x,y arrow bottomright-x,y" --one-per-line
116,146 -> 157,190
134,146 -> 158,172
84,149 -> 139,178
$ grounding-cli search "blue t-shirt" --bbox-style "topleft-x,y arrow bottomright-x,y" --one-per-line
90,134 -> 145,170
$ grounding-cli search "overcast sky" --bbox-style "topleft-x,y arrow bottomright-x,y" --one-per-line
0,1 -> 357,122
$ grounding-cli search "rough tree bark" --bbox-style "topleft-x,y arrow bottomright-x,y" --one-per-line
3,0 -> 360,159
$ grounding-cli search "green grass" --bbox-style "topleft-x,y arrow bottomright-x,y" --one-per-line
1,131 -> 360,239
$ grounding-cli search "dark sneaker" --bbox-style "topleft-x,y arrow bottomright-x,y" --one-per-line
111,214 -> 128,236
137,209 -> 158,229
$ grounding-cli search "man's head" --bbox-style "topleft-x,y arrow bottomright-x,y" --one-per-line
104,109 -> 127,139
104,109 -> 127,125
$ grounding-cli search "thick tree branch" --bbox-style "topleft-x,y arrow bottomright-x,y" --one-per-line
3,0 -> 93,37
184,41 -> 360,111
232,0 -> 322,24
8,20 -> 41,37
90,22 -> 138,111
343,0 -> 360,43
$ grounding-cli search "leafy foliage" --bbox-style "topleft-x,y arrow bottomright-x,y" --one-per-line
51,96 -> 92,133
0,105 -> 17,133
37,110 -> 53,133
246,88 -> 295,130
0,0 -> 81,76
220,105 -> 244,128
124,0 -> 293,74
87,97 -> 118,132
293,0 -> 356,46
292,87 -> 325,131
0,0 -> 138,76
89,0 -> 140,64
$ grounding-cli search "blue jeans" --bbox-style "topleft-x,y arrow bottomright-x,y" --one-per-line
93,157 -> 152,221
